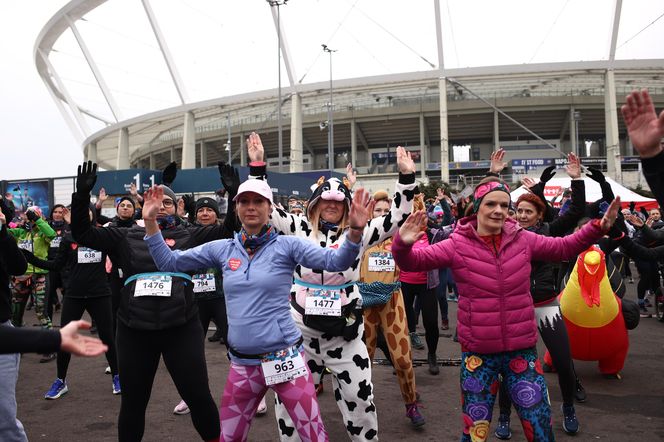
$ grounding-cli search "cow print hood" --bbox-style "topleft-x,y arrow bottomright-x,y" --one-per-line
306,177 -> 352,218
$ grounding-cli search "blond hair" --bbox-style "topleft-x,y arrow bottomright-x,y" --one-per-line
308,203 -> 350,236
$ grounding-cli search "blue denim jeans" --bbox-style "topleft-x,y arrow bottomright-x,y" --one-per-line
0,321 -> 28,442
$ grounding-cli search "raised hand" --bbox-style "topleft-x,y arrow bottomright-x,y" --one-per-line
62,207 -> 71,224
59,320 -> 108,357
218,162 -> 240,199
346,163 -> 357,188
348,188 -> 375,230
25,209 -> 39,222
540,165 -> 556,183
490,148 -> 507,174
564,153 -> 581,179
621,89 -> 664,158
396,146 -> 416,174
142,186 -> 164,221
98,187 -> 108,202
246,132 -> 264,163
625,214 -> 644,228
76,161 -> 98,195
585,166 -> 606,184
398,211 -> 427,245
521,177 -> 537,189
162,162 -> 177,186
600,196 -> 621,232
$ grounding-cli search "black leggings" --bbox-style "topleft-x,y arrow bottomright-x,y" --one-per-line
635,259 -> 660,300
116,318 -> 219,442
45,271 -> 62,321
197,297 -> 227,342
58,296 -> 118,380
499,300 -> 576,415
401,281 -> 439,355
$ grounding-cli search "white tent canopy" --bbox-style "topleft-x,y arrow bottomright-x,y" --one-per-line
510,176 -> 658,210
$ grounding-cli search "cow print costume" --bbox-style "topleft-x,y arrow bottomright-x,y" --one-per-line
248,164 -> 416,441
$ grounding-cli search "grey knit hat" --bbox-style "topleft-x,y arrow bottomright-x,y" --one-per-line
161,186 -> 177,203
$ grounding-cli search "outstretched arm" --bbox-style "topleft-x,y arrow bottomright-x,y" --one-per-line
391,211 -> 455,272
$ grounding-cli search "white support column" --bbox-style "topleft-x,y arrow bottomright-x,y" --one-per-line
149,152 -> 156,169
200,141 -> 208,168
605,70 -> 622,180
42,78 -> 84,145
419,113 -> 427,180
439,77 -> 450,183
117,128 -> 129,169
86,142 -> 98,163
493,110 -> 500,151
66,15 -> 123,122
350,120 -> 358,168
170,146 -> 176,163
141,0 -> 189,104
38,49 -> 91,136
182,112 -> 196,169
240,132 -> 247,166
569,106 -> 577,156
289,93 -> 303,172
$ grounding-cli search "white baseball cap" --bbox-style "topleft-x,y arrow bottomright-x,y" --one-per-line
233,179 -> 273,204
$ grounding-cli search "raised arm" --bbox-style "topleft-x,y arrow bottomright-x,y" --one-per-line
0,213 -> 27,276
145,231 -> 222,273
289,235 -> 361,272
392,211 -> 455,272
70,162 -> 123,252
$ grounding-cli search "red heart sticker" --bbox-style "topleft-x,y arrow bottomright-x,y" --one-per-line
71,243 -> 78,250
228,258 -> 242,271
165,238 -> 176,247
329,244 -> 339,249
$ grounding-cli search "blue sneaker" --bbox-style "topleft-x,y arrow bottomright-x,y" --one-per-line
562,404 -> 579,434
494,413 -> 512,440
45,378 -> 68,400
112,375 -> 121,395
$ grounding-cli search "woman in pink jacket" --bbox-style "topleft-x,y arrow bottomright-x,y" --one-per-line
391,176 -> 621,442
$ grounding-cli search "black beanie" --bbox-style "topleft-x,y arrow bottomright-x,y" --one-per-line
195,197 -> 220,217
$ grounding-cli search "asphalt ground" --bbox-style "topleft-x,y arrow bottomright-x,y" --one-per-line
14,271 -> 664,441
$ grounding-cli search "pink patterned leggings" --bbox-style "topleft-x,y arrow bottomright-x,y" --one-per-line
220,360 -> 328,442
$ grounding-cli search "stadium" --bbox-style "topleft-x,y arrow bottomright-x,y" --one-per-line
35,0 -> 664,196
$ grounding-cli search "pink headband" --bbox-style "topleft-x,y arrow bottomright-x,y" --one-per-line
473,181 -> 511,212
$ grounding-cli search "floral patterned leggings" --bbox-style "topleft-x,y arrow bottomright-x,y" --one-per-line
460,347 -> 554,442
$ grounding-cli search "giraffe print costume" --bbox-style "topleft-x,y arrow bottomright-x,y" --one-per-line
361,238 -> 418,405
248,164 -> 416,441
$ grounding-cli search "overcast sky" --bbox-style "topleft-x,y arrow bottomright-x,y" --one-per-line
1,0 -> 663,181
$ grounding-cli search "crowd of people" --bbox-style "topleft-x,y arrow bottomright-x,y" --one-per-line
0,89 -> 663,441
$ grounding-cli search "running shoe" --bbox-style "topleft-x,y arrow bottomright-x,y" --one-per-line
427,353 -> 439,375
409,332 -> 424,350
105,366 -> 111,374
45,378 -> 68,400
575,379 -> 587,403
494,413 -> 512,440
256,396 -> 267,416
40,353 -> 56,363
561,404 -> 579,434
208,329 -> 221,342
112,375 -> 121,395
173,399 -> 190,415
405,402 -> 425,428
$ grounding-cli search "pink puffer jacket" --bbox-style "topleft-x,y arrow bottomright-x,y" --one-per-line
392,216 -> 605,354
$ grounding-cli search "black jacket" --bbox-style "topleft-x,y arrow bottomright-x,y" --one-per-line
0,224 -> 28,323
71,192 -> 237,330
642,151 -> 664,209
23,232 -> 111,299
0,326 -> 60,354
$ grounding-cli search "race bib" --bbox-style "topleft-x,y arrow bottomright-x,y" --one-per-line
77,247 -> 102,264
134,275 -> 172,297
305,288 -> 342,316
50,237 -> 62,248
18,239 -> 33,252
368,251 -> 395,272
192,273 -> 216,293
260,347 -> 307,386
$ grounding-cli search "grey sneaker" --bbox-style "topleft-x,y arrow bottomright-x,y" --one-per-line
409,332 -> 424,350
494,413 -> 512,440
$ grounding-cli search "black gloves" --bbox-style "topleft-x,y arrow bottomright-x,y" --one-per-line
76,161 -> 98,195
162,162 -> 177,187
539,165 -> 556,183
585,167 -> 606,184
181,194 -> 196,221
629,201 -> 636,213
25,209 -> 39,222
218,162 -> 240,200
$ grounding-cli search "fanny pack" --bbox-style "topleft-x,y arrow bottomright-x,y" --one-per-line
357,281 -> 400,308
291,279 -> 363,341
228,336 -> 304,360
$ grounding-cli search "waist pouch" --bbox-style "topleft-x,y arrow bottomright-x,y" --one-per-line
119,272 -> 197,330
291,297 -> 363,341
357,281 -> 400,308
228,336 -> 304,360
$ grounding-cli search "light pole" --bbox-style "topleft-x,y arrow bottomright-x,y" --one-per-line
573,111 -> 581,157
267,0 -> 287,172
322,44 -> 336,173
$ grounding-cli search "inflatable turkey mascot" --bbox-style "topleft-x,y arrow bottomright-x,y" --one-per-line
545,245 -> 632,378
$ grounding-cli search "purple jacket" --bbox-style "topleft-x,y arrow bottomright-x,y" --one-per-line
392,216 -> 606,354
